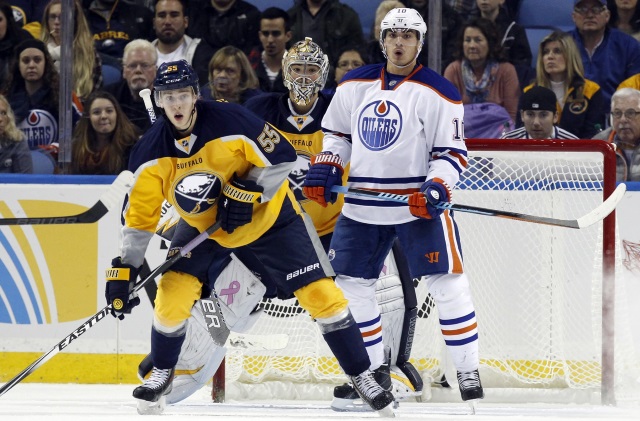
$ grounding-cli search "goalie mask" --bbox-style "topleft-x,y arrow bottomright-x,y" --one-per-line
282,37 -> 329,106
153,59 -> 200,106
379,8 -> 427,60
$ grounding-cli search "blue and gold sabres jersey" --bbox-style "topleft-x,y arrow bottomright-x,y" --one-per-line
121,100 -> 298,266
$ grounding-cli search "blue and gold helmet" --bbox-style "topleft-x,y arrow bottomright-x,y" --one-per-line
153,59 -> 199,104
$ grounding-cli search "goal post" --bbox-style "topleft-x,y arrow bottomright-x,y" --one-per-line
211,138 -> 638,405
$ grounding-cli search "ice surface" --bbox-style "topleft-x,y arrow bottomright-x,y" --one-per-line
0,383 -> 639,420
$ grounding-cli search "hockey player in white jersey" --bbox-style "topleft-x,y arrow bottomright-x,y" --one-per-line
303,7 -> 484,405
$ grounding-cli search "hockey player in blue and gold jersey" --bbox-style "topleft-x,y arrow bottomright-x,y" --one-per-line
104,60 -> 394,415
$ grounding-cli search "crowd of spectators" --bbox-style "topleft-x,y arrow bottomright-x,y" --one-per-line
0,0 -> 637,181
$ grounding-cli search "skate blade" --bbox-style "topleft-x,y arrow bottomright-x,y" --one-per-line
377,402 -> 396,418
136,396 -> 166,415
330,397 -> 373,412
467,398 -> 479,415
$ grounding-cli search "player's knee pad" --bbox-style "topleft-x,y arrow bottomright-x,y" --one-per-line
155,270 -> 203,328
215,253 -> 266,333
424,272 -> 473,314
294,278 -> 348,320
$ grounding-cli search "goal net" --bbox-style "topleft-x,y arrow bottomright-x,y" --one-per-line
216,139 -> 639,405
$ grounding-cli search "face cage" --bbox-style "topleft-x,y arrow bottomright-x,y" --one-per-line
284,62 -> 327,106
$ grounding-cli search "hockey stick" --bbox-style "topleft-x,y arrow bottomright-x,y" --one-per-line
331,183 -> 627,229
139,88 -> 157,124
0,220 -> 222,398
0,171 -> 134,225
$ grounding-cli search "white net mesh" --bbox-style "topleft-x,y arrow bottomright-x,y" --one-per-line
219,141 -> 639,403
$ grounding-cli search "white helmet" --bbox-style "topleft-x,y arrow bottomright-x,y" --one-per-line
282,37 -> 329,106
379,8 -> 427,59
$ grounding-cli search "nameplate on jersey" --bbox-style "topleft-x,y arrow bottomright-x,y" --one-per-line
175,134 -> 197,154
287,115 -> 314,131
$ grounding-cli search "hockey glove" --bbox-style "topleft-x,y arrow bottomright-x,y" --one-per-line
217,174 -> 263,234
408,179 -> 451,219
302,153 -> 344,207
105,257 -> 141,319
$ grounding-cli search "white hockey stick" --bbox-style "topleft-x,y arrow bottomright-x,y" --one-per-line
331,183 -> 627,229
139,88 -> 157,124
0,170 -> 134,225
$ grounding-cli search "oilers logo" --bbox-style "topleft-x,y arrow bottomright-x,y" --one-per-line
173,172 -> 222,215
358,100 -> 402,151
18,110 -> 58,149
288,153 -> 312,202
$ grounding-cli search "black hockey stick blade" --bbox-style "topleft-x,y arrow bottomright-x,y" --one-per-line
331,183 -> 627,229
0,170 -> 134,225
0,220 -> 221,398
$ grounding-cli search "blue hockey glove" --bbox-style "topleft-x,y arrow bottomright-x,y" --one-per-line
408,179 -> 451,219
105,257 -> 141,319
217,174 -> 263,234
302,153 -> 344,207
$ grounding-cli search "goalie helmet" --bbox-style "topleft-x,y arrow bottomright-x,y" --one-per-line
153,59 -> 200,106
282,37 -> 329,106
379,8 -> 427,59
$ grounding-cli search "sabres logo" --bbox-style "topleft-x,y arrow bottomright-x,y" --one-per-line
288,153 -> 311,202
357,100 -> 402,151
173,172 -> 222,214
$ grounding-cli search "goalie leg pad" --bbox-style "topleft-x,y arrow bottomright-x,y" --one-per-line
166,300 -> 227,404
376,273 -> 405,367
215,253 -> 266,333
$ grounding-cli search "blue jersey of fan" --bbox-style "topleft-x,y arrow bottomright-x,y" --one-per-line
321,63 -> 468,225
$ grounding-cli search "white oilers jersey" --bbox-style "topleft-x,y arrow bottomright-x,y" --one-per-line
322,63 -> 468,224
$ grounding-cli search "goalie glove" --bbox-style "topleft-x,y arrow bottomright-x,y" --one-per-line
105,257 -> 141,319
408,178 -> 452,219
217,174 -> 263,234
302,152 -> 344,207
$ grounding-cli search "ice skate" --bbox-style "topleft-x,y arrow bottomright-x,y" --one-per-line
331,361 -> 392,412
133,367 -> 175,415
457,369 -> 484,414
349,369 -> 395,417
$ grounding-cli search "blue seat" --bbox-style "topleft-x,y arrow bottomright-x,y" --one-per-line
30,150 -> 56,174
243,0 -> 295,11
517,0 -> 575,29
342,0 -> 375,39
101,64 -> 122,87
